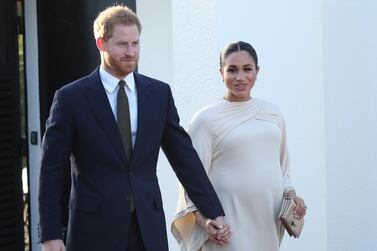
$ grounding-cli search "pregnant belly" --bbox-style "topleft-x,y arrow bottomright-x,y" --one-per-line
209,161 -> 284,199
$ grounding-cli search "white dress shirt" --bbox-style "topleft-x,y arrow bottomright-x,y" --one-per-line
99,67 -> 138,147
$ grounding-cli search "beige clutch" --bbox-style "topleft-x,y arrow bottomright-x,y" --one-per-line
278,197 -> 304,238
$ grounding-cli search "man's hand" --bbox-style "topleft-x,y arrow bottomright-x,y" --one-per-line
42,239 -> 65,251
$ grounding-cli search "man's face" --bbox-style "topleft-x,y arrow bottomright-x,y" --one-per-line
98,23 -> 140,79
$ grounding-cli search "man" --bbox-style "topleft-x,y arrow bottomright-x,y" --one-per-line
38,5 -> 227,251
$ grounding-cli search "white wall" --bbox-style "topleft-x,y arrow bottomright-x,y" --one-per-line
138,0 -> 377,250
171,0 -> 222,125
138,0 -> 326,250
323,0 -> 377,250
137,1 -> 222,250
137,0 -> 173,85
216,1 -> 326,251
136,0 -> 179,250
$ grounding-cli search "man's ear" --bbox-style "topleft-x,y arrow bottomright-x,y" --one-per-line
96,37 -> 106,51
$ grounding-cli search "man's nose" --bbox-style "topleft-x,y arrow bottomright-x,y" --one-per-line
124,46 -> 136,56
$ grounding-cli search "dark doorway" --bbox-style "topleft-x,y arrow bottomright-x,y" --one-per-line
37,0 -> 137,131
36,0 -> 136,242
0,0 -> 26,250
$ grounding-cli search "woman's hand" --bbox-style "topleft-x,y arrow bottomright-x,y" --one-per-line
287,190 -> 307,220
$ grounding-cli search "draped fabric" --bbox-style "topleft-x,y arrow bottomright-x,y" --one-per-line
172,98 -> 294,251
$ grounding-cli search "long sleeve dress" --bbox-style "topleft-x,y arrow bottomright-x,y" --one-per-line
172,98 -> 294,251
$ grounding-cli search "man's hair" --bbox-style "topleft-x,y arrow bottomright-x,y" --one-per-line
93,4 -> 142,40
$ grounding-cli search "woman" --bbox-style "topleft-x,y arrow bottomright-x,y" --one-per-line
172,41 -> 306,251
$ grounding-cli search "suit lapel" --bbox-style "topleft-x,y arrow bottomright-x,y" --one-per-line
131,73 -> 152,168
84,69 -> 128,166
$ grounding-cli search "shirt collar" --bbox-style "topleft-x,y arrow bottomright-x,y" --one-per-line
99,67 -> 136,94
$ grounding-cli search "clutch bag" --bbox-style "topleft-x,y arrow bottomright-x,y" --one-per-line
278,197 -> 304,238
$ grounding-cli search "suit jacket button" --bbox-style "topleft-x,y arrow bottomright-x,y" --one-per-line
126,196 -> 130,201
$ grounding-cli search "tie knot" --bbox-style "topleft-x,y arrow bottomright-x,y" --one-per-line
118,80 -> 126,88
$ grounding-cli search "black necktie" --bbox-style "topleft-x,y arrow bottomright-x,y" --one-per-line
117,80 -> 132,161
117,80 -> 135,211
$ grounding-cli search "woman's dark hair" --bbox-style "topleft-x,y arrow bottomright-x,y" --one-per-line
220,41 -> 258,67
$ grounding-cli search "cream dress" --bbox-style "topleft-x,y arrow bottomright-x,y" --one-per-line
172,98 -> 294,251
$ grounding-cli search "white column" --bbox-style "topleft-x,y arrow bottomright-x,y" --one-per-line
24,0 -> 42,250
323,0 -> 377,250
171,1 -> 219,250
137,0 -> 219,250
136,0 -> 178,250
171,0 -> 220,125
137,0 -> 173,85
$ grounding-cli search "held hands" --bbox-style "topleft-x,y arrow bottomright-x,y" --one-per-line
207,216 -> 231,246
195,212 -> 231,246
42,239 -> 65,251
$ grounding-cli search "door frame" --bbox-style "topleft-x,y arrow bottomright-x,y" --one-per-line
24,0 -> 41,250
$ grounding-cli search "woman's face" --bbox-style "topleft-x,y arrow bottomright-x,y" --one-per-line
220,50 -> 259,102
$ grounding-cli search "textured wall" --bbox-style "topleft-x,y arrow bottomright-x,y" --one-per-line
171,0 -> 222,127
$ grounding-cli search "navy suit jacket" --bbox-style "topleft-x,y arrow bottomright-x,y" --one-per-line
38,68 -> 224,250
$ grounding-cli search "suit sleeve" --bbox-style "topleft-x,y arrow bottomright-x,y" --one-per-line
160,86 -> 224,219
38,89 -> 74,242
